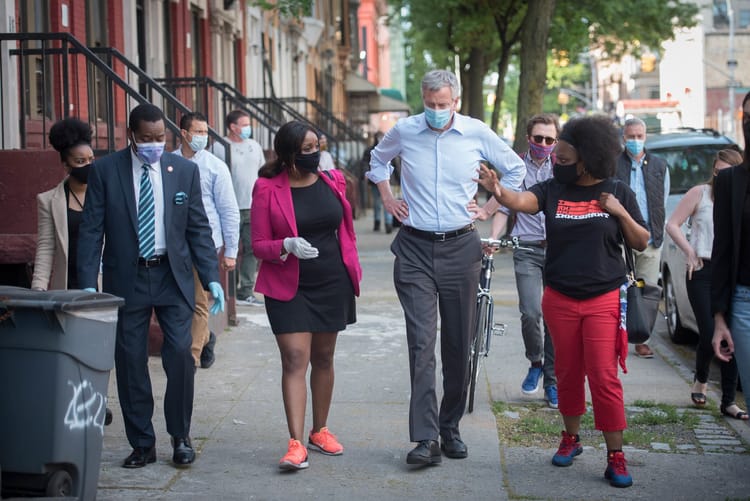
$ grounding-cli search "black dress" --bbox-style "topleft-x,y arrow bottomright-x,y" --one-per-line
265,177 -> 356,334
65,184 -> 83,290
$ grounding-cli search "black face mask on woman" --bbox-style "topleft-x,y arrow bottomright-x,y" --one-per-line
552,162 -> 581,185
68,163 -> 92,184
295,151 -> 321,174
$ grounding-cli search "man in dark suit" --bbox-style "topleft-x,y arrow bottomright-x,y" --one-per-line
78,103 -> 225,468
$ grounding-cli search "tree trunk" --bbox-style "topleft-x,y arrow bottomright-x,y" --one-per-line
464,47 -> 486,120
491,49 -> 512,133
513,0 -> 556,152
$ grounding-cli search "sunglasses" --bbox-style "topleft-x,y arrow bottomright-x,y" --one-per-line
530,135 -> 557,146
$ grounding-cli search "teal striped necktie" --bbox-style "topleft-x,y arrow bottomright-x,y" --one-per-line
138,165 -> 156,259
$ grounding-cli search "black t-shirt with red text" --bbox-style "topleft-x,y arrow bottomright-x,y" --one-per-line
529,177 -> 646,299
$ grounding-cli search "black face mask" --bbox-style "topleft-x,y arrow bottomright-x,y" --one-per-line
552,162 -> 581,185
295,151 -> 321,174
68,163 -> 91,184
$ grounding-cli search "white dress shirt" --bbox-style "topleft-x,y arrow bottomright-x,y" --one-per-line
131,150 -> 166,255
173,148 -> 241,258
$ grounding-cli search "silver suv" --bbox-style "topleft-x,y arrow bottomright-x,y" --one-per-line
647,129 -> 739,344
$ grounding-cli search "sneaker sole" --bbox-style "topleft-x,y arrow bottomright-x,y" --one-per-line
605,470 -> 633,488
308,442 -> 343,456
551,447 -> 583,467
279,459 -> 309,471
546,400 -> 559,409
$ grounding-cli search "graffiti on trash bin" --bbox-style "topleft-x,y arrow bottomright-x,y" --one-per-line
63,379 -> 107,435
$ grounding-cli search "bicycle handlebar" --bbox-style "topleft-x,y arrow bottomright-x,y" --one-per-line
480,237 -> 534,251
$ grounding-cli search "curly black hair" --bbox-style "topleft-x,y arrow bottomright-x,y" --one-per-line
558,115 -> 621,179
48,117 -> 93,162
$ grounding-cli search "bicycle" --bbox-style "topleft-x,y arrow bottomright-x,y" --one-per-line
466,236 -> 531,413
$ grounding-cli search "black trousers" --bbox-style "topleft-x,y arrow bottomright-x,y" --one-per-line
687,261 -> 739,407
115,262 -> 195,449
391,228 -> 481,442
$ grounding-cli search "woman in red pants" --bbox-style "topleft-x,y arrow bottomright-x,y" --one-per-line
477,115 -> 649,488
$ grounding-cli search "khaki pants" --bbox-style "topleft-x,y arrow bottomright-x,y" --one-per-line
191,267 -> 210,366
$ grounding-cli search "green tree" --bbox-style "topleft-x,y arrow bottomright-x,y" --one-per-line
395,0 -> 698,139
513,0 -> 556,152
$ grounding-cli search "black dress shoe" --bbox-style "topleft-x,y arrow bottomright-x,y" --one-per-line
441,437 -> 468,459
123,446 -> 156,468
406,440 -> 441,465
200,332 -> 217,369
172,437 -> 195,467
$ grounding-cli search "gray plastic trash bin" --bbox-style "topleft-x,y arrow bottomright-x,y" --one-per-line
0,286 -> 123,499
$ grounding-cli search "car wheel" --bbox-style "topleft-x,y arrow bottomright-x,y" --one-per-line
663,271 -> 693,344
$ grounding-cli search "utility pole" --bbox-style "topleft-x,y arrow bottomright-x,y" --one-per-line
727,0 -> 738,138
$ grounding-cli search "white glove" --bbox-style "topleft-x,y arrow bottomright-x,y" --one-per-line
283,237 -> 319,259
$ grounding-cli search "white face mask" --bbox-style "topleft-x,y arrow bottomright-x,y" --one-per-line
189,134 -> 208,152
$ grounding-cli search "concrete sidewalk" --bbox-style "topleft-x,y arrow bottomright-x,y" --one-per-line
96,214 -> 750,500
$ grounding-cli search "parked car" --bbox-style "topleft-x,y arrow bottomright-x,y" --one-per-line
649,128 -> 740,344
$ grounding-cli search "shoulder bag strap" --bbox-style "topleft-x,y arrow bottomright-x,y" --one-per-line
613,179 -> 637,278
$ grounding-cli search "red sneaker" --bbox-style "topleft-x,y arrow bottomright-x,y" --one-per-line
308,427 -> 344,456
279,439 -> 309,470
551,430 -> 582,466
604,451 -> 633,487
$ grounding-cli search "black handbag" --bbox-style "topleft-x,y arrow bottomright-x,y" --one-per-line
622,241 -> 662,344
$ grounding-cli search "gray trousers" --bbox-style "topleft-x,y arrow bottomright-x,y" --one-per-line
513,247 -> 556,388
237,209 -> 257,298
391,229 -> 481,442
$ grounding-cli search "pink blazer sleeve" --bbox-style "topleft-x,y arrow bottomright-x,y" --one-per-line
251,174 -> 300,301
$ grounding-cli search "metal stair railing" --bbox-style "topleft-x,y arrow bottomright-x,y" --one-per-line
279,96 -> 368,167
155,76 -> 282,150
86,47 -> 231,157
0,32 -> 231,161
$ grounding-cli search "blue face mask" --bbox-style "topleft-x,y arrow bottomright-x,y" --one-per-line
135,141 -> 166,165
424,107 -> 453,129
625,139 -> 644,156
240,125 -> 252,140
189,134 -> 208,152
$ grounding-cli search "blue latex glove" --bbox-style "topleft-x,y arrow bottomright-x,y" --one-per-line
208,282 -> 225,315
83,288 -> 96,293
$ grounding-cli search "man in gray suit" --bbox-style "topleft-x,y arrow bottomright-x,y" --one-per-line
78,103 -> 224,469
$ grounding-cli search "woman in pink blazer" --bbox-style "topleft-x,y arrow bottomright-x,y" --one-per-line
32,118 -> 94,291
251,121 -> 361,471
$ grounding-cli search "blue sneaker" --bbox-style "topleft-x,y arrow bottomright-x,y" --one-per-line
604,451 -> 633,487
521,366 -> 543,394
551,431 -> 582,467
544,385 -> 558,409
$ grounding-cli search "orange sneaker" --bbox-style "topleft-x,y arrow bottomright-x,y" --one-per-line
279,438 -> 309,470
308,427 -> 344,456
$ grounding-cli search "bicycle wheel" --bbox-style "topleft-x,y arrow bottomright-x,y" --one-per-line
468,295 -> 490,413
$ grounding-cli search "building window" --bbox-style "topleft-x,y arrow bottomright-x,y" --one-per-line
740,9 -> 750,28
86,0 -> 109,122
714,0 -> 730,28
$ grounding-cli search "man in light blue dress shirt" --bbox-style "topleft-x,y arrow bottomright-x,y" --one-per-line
615,117 -> 669,358
174,112 -> 240,369
367,69 -> 524,466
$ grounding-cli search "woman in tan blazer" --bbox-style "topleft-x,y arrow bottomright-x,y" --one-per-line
32,118 -> 94,291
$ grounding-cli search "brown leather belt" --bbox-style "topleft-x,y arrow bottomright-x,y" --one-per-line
403,223 -> 476,242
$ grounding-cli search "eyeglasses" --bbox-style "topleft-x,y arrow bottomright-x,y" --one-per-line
530,135 -> 557,146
